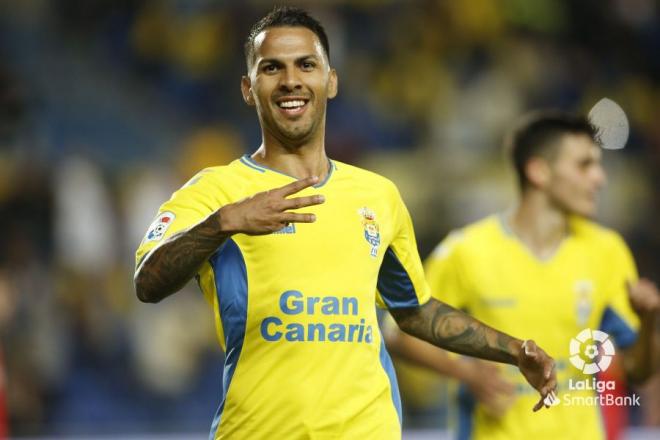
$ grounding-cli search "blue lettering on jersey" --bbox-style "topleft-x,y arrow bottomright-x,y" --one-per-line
261,317 -> 283,341
280,290 -> 358,315
262,290 -> 373,343
273,224 -> 296,234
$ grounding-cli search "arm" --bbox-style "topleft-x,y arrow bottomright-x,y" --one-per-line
134,210 -> 230,303
134,176 -> 324,303
390,299 -> 523,364
622,278 -> 659,383
390,298 -> 557,411
385,327 -> 515,417
386,324 -> 476,381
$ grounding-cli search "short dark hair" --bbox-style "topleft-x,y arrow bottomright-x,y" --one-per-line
506,110 -> 600,190
244,6 -> 330,70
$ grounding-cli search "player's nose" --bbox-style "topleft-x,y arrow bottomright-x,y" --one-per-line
279,66 -> 302,91
593,165 -> 607,189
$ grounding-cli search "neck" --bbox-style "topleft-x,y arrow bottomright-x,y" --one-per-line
509,190 -> 569,260
251,115 -> 330,180
251,139 -> 328,182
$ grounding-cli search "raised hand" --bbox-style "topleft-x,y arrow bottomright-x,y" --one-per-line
135,176 -> 326,303
219,176 -> 325,235
516,340 -> 558,412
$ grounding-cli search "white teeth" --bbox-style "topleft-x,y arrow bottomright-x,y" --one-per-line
279,100 -> 306,109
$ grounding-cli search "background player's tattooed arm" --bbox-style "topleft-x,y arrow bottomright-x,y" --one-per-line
389,299 -> 522,365
134,211 -> 229,303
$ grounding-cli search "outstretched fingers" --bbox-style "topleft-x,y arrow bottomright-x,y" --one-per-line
268,177 -> 326,227
533,396 -> 545,412
277,176 -> 320,197
280,212 -> 317,224
282,194 -> 325,210
534,390 -> 559,412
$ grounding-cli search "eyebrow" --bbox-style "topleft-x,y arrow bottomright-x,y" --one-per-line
257,54 -> 320,66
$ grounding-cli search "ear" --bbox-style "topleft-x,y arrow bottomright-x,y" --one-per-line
241,76 -> 255,106
327,68 -> 338,99
526,157 -> 551,188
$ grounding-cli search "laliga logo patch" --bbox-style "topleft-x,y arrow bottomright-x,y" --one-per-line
569,328 -> 615,374
145,211 -> 176,242
358,207 -> 380,258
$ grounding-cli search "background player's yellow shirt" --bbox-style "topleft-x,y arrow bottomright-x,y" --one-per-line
136,156 -> 431,439
426,215 -> 640,440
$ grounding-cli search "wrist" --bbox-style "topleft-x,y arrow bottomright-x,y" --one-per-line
510,338 -> 525,366
216,205 -> 239,235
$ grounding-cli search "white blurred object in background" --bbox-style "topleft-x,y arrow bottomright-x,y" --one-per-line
588,98 -> 629,150
54,156 -> 117,274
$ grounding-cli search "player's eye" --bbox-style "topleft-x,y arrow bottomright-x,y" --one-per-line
301,61 -> 316,71
262,64 -> 278,73
579,159 -> 593,169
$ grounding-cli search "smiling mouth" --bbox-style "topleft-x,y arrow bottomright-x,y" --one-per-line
276,98 -> 309,116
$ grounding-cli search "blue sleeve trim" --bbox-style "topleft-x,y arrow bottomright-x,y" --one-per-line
599,307 -> 638,349
377,247 -> 421,309
208,239 -> 248,438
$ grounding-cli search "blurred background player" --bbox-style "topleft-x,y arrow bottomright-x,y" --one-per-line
386,110 -> 659,439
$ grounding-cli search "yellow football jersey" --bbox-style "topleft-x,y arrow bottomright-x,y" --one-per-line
136,156 -> 431,439
425,214 -> 640,440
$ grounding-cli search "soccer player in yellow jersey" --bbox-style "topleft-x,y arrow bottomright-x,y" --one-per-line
386,111 -> 659,439
134,7 -> 558,439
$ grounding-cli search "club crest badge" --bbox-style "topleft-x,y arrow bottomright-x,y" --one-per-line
574,279 -> 594,326
358,207 -> 380,257
145,211 -> 176,242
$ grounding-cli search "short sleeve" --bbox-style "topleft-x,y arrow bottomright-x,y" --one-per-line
135,169 -> 220,268
598,233 -> 640,349
424,230 -> 471,310
376,184 -> 431,310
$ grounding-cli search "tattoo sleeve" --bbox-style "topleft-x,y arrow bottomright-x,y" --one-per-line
134,210 -> 229,303
390,298 -> 522,365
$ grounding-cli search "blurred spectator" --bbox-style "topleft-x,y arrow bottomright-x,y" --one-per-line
54,156 -> 117,275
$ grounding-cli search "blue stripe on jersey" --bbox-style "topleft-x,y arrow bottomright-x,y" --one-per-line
599,307 -> 638,349
208,239 -> 248,439
378,336 -> 402,425
377,247 -> 420,309
239,156 -> 265,173
456,383 -> 475,440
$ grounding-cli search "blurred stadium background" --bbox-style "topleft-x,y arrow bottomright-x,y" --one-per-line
0,0 -> 658,438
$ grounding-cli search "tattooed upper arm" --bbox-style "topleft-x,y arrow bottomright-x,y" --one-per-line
134,211 -> 228,303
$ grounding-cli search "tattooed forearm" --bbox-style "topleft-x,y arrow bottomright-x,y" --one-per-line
134,210 -> 229,303
390,299 -> 522,365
